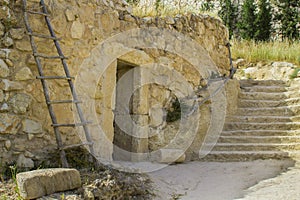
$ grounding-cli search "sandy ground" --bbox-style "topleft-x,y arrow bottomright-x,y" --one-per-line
148,159 -> 296,200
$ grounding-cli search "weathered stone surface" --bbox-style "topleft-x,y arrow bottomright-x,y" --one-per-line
153,149 -> 186,163
0,79 -> 23,91
272,61 -> 294,68
0,90 -> 4,102
5,58 -> 14,67
22,119 -> 43,134
0,113 -> 21,134
8,93 -> 32,114
2,34 -> 13,47
0,103 -> 9,112
17,168 -> 82,199
0,22 -> 4,37
15,67 -> 33,81
4,140 -> 11,150
71,20 -> 85,39
9,28 -> 25,40
65,9 -> 76,21
17,154 -> 34,169
0,59 -> 9,78
149,105 -> 165,127
15,40 -> 32,51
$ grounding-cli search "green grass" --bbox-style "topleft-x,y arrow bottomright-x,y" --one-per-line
231,39 -> 300,65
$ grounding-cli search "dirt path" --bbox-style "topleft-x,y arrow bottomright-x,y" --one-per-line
148,159 -> 295,200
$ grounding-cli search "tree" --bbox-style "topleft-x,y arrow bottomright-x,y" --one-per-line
238,0 -> 257,40
255,0 -> 272,41
275,0 -> 300,40
218,0 -> 239,39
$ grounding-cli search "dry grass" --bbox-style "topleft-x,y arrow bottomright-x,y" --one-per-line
231,39 -> 300,65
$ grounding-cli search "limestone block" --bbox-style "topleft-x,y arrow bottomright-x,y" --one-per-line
65,9 -> 76,22
154,149 -> 186,163
165,16 -> 175,24
272,62 -> 294,68
0,113 -> 21,134
5,59 -> 13,67
0,79 -> 23,91
149,105 -> 165,127
8,93 -> 32,114
15,40 -> 32,51
0,59 -> 9,78
17,154 -> 34,169
9,28 -> 25,40
22,119 -> 43,134
15,67 -> 33,81
71,20 -> 85,39
2,34 -> 13,47
17,168 -> 81,199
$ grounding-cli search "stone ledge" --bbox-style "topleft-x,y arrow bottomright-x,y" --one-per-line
16,168 -> 81,199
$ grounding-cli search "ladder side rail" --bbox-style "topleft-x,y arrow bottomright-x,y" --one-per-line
40,0 -> 95,156
22,0 -> 69,167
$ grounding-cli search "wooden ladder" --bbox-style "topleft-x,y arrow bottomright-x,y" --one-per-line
22,0 -> 96,167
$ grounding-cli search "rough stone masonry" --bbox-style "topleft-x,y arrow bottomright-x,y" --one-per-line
0,0 -> 238,169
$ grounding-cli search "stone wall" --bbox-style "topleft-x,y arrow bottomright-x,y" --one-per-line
0,0 -> 232,168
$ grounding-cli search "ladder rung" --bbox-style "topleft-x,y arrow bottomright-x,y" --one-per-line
28,33 -> 61,40
52,121 -> 92,127
59,142 -> 94,150
33,53 -> 68,59
47,100 -> 82,104
26,10 -> 50,16
36,76 -> 74,80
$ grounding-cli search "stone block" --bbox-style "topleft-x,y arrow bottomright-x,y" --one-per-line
0,113 -> 21,134
17,168 -> 82,199
0,59 -> 9,78
0,79 -> 23,91
8,93 -> 32,114
153,149 -> 186,163
15,67 -> 33,81
22,119 -> 43,134
71,20 -> 85,39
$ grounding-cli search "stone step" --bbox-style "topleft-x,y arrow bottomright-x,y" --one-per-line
241,85 -> 287,93
223,122 -> 300,131
221,130 -> 300,137
239,91 -> 286,100
200,150 -> 300,161
226,115 -> 292,123
236,105 -> 300,116
238,98 -> 300,108
213,143 -> 300,151
218,135 -> 300,143
239,80 -> 287,87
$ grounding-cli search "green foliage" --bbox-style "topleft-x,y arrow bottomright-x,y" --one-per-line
254,0 -> 272,41
166,98 -> 181,123
274,0 -> 300,40
218,0 -> 238,39
290,68 -> 300,79
238,0 -> 257,40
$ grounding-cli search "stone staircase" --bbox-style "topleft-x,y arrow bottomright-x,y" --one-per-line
203,79 -> 300,161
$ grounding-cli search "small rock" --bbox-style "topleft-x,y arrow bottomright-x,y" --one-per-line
0,103 -> 9,112
165,16 -> 175,24
297,71 -> 300,77
15,67 -> 33,81
0,113 -> 21,134
234,58 -> 246,67
8,93 -> 32,114
71,20 -> 85,39
0,22 -> 4,37
17,168 -> 81,199
0,59 -> 9,78
17,154 -> 34,169
24,151 -> 35,158
28,133 -> 34,141
0,79 -> 23,91
272,62 -> 294,68
65,9 -> 76,22
2,34 -> 14,47
0,90 -> 4,102
5,59 -> 13,67
22,119 -> 42,134
4,140 -> 11,150
9,28 -> 25,40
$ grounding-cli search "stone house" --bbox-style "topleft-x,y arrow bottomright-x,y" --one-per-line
0,0 -> 238,169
